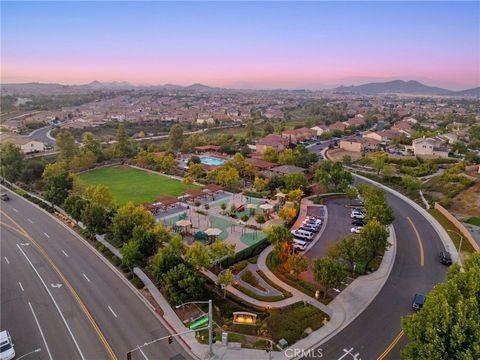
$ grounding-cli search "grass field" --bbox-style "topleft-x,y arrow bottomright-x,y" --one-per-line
79,166 -> 200,205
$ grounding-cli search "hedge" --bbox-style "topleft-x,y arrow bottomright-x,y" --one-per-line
256,270 -> 292,298
232,283 -> 286,302
220,237 -> 269,268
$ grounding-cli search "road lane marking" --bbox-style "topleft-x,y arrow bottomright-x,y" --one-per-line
16,244 -> 86,360
12,208 -> 18,213
18,282 -> 24,292
50,283 -> 63,288
82,273 -> 91,283
108,305 -> 118,318
62,250 -> 69,257
407,217 -> 424,267
377,330 -> 404,360
20,242 -> 30,246
44,232 -> 50,238
2,209 -> 117,360
4,257 -> 9,264
28,301 -> 53,360
27,218 -> 34,224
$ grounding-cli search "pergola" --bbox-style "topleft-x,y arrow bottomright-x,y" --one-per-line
203,184 -> 223,199
183,189 -> 207,203
154,195 -> 181,212
142,202 -> 159,214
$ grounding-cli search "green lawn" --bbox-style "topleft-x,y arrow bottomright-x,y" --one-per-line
79,166 -> 200,206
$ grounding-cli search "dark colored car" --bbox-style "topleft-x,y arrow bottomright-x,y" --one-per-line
0,193 -> 9,201
351,219 -> 366,226
439,251 -> 453,266
412,293 -> 426,311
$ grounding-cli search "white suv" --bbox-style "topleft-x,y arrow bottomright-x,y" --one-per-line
0,331 -> 15,360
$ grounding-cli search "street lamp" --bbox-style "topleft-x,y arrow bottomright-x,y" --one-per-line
176,299 -> 213,358
447,229 -> 463,262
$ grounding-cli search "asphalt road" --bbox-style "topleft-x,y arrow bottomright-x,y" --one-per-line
0,188 -> 192,360
304,147 -> 449,360
29,125 -> 55,146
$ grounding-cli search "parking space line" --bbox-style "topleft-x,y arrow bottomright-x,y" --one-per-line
82,273 -> 91,283
4,257 -> 10,265
27,218 -> 34,224
62,250 -> 69,257
44,232 -> 50,238
18,282 -> 24,292
28,301 -> 53,360
13,208 -> 19,213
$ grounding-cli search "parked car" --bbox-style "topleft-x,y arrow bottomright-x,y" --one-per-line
293,239 -> 308,251
301,225 -> 318,233
350,226 -> 362,234
0,193 -> 9,201
439,251 -> 453,266
291,229 -> 314,241
0,330 -> 15,360
352,219 -> 366,226
412,293 -> 426,311
304,218 -> 322,225
350,212 -> 365,220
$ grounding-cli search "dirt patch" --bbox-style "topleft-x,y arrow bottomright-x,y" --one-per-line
326,148 -> 363,162
449,182 -> 480,218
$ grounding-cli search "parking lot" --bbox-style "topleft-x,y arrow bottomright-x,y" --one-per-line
304,197 -> 353,260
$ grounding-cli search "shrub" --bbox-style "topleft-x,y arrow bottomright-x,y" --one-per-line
241,214 -> 249,222
255,214 -> 266,224
220,203 -> 227,211
96,243 -> 106,252
233,283 -> 285,301
111,256 -> 121,267
230,260 -> 248,275
131,277 -> 144,289
194,201 -> 201,207
204,203 -> 210,210
241,270 -> 259,287
125,272 -> 134,280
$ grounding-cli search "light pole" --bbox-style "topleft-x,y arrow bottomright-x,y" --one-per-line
447,229 -> 463,261
176,299 -> 213,358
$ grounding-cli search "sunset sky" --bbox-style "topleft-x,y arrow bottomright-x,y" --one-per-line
1,1 -> 479,90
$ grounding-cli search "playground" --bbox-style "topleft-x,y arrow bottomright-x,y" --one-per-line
159,193 -> 284,252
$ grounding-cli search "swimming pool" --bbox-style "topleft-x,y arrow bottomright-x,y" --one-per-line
199,156 -> 225,166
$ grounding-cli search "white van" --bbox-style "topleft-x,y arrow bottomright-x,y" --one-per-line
291,229 -> 314,241
0,331 -> 15,360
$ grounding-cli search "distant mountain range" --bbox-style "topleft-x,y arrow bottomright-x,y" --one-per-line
333,80 -> 480,97
2,79 -> 479,97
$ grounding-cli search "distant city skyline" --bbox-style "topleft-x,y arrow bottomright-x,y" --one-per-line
2,1 -> 479,90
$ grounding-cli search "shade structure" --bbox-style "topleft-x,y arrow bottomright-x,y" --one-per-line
205,228 -> 222,236
259,203 -> 274,210
176,219 -> 192,227
246,203 -> 257,209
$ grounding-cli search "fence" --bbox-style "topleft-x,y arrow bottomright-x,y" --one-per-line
434,203 -> 479,252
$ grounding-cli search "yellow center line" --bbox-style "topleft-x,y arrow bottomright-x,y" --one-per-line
377,329 -> 405,360
1,210 -> 118,360
407,216 -> 424,267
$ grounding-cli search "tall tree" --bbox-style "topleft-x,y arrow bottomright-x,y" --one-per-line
110,202 -> 155,244
81,132 -> 102,160
120,240 -> 145,270
401,253 -> 480,360
168,124 -> 184,151
0,143 -> 24,182
56,131 -> 77,162
344,186 -> 358,205
216,269 -> 235,299
185,241 -> 212,269
284,253 -> 308,278
283,173 -> 308,191
336,235 -> 368,272
314,160 -> 352,191
81,202 -> 109,235
263,147 -> 278,163
116,124 -> 132,157
312,257 -> 346,299
84,184 -> 115,209
163,263 -> 205,304
358,219 -> 390,257
42,161 -> 74,205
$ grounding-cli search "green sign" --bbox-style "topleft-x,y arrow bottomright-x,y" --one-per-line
189,316 -> 208,329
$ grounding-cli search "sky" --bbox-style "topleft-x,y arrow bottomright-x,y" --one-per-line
1,1 -> 479,90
